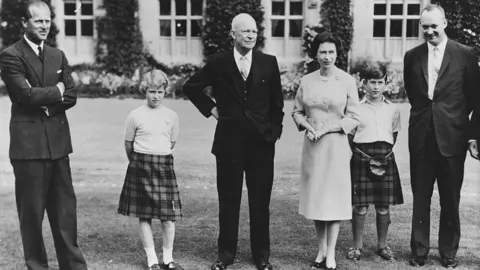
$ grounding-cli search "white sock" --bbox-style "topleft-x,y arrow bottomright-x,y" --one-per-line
163,246 -> 173,265
145,247 -> 159,267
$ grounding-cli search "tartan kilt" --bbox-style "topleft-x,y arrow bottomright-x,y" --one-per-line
118,152 -> 183,221
351,142 -> 403,206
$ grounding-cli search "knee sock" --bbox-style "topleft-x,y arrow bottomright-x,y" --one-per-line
144,247 -> 159,267
376,211 -> 391,249
163,247 -> 173,265
352,211 -> 367,249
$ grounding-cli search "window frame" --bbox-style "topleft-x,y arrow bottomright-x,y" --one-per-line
63,0 -> 96,38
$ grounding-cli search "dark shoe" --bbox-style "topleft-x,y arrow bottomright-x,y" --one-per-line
148,264 -> 162,270
376,247 -> 395,261
255,261 -> 273,270
211,261 -> 228,270
310,259 -> 326,269
440,257 -> 458,268
409,256 -> 426,267
347,247 -> 361,261
326,267 -> 337,270
161,261 -> 184,270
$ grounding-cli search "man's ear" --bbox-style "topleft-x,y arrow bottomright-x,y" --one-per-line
21,17 -> 27,28
229,30 -> 235,40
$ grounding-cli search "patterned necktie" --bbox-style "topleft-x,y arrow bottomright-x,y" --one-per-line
38,46 -> 43,62
239,56 -> 248,80
429,47 -> 440,99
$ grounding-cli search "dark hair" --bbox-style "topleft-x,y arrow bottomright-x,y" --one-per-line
361,62 -> 387,81
311,32 -> 341,56
22,0 -> 49,20
422,3 -> 446,18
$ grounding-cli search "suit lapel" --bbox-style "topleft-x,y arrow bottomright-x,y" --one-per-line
250,51 -> 261,88
420,43 -> 428,84
224,52 -> 244,103
437,40 -> 453,81
20,38 -> 43,84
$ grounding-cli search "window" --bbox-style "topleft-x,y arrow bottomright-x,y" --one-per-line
64,0 -> 94,37
372,1 -> 421,39
271,0 -> 304,38
159,0 -> 203,37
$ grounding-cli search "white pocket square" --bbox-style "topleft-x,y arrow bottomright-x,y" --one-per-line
57,69 -> 62,73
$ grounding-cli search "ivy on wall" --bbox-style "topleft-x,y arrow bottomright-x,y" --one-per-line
0,0 -> 59,48
202,0 -> 265,57
96,0 -> 147,77
319,0 -> 353,71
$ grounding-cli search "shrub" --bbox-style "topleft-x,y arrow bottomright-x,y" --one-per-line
319,0 -> 353,71
1,0 -> 59,48
202,0 -> 265,57
302,24 -> 326,74
96,0 -> 148,77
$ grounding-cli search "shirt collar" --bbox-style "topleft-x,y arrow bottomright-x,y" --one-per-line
24,34 -> 44,55
427,38 -> 448,53
361,96 -> 389,105
233,48 -> 252,62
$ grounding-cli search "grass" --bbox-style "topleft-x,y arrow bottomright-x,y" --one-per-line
0,97 -> 479,270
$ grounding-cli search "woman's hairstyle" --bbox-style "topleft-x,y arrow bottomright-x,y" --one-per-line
361,62 -> 388,81
139,69 -> 169,93
311,32 -> 341,56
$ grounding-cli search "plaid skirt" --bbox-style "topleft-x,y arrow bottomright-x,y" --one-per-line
351,142 -> 403,206
117,152 -> 183,221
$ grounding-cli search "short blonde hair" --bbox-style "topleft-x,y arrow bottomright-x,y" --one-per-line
139,69 -> 169,93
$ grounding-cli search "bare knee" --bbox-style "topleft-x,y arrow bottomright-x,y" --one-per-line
161,220 -> 175,229
375,205 -> 389,215
353,206 -> 368,215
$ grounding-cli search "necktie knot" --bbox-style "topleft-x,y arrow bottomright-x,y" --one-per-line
239,56 -> 248,80
37,46 -> 43,61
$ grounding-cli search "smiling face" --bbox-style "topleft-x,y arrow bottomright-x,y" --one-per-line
22,3 -> 51,44
146,88 -> 165,108
364,77 -> 387,100
317,42 -> 337,69
420,8 -> 447,46
231,14 -> 258,55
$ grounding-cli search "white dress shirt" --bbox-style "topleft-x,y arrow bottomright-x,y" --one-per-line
427,39 -> 447,99
233,48 -> 252,79
24,34 -> 44,56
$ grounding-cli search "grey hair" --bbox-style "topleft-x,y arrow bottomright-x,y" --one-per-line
231,13 -> 256,32
422,3 -> 446,19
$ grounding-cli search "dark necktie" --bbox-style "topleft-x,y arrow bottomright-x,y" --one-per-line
38,46 -> 43,62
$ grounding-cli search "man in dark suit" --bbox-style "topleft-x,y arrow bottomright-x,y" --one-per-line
183,13 -> 284,270
0,1 -> 87,269
403,4 -> 479,268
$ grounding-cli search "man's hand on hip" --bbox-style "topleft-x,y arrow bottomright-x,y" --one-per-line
468,140 -> 479,160
211,107 -> 219,120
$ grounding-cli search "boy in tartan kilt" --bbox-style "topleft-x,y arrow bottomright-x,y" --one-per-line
347,62 -> 404,262
117,69 -> 184,270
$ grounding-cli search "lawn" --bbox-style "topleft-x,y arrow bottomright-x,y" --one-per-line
0,97 -> 479,270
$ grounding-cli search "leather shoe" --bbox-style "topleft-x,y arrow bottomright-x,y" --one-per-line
440,257 -> 458,268
211,261 -> 228,270
255,261 -> 273,270
409,256 -> 426,267
310,259 -> 326,269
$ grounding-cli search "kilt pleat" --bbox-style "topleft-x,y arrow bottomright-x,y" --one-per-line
351,141 -> 403,206
118,152 -> 183,221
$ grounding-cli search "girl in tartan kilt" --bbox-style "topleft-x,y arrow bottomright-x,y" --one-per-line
347,62 -> 404,262
117,69 -> 183,270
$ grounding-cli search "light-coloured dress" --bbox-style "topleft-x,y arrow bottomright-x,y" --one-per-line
292,67 -> 359,221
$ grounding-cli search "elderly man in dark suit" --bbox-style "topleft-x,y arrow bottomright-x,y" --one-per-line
403,4 -> 480,268
183,13 -> 284,270
0,1 -> 87,269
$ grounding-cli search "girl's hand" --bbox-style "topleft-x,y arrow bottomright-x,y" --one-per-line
307,130 -> 318,142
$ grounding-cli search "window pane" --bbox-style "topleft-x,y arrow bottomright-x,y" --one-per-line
81,19 -> 93,36
272,0 -> 285,16
65,19 -> 76,36
191,0 -> 203,15
64,3 -> 76,15
160,20 -> 171,36
407,19 -> 419,37
290,1 -> 303,15
271,20 -> 285,37
159,0 -> 171,15
175,20 -> 187,36
373,19 -> 386,37
374,4 -> 386,15
408,4 -> 420,15
289,20 -> 302,37
391,4 -> 403,15
176,0 -> 187,15
390,19 -> 402,37
81,3 -> 93,15
80,0 -> 93,3
191,19 -> 202,36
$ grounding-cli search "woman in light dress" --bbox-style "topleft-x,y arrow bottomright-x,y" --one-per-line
292,32 -> 360,270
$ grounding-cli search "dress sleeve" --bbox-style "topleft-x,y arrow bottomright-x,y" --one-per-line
292,81 -> 308,131
340,76 -> 360,134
